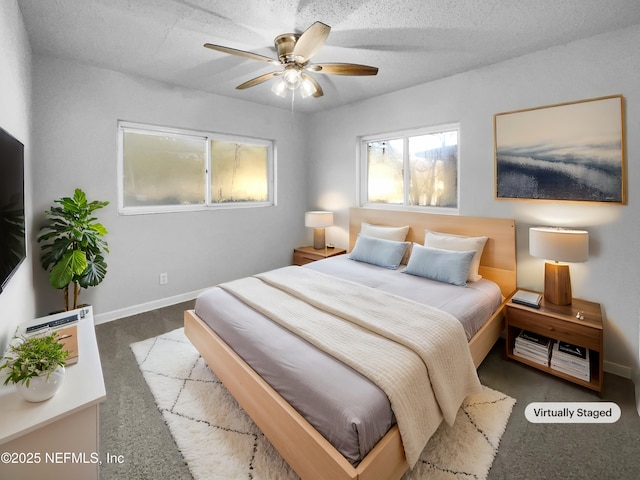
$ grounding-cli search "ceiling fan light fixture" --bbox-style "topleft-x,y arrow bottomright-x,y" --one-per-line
271,79 -> 288,97
300,77 -> 317,98
282,66 -> 302,90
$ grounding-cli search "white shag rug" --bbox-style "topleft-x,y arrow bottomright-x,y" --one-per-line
131,328 -> 515,480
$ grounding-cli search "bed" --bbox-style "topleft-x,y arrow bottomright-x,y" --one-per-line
184,207 -> 516,480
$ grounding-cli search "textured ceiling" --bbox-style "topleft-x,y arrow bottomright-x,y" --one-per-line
17,0 -> 640,113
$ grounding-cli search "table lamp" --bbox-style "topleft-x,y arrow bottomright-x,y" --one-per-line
305,211 -> 333,250
529,227 -> 589,305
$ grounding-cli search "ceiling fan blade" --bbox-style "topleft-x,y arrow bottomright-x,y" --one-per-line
309,63 -> 378,76
236,71 -> 282,90
293,21 -> 330,63
204,43 -> 279,65
301,73 -> 324,98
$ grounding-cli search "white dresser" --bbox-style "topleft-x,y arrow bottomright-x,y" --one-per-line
0,306 -> 106,480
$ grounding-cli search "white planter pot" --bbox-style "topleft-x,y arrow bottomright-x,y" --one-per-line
16,366 -> 65,402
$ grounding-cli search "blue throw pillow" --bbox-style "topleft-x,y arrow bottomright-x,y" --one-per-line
349,235 -> 409,270
403,243 -> 475,286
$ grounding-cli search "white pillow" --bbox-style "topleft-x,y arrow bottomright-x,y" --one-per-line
361,222 -> 410,242
424,230 -> 488,281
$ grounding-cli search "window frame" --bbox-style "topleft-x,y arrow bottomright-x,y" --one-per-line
117,121 -> 276,215
358,123 -> 460,213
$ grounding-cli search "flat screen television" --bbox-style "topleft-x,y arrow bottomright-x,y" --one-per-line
0,126 -> 26,293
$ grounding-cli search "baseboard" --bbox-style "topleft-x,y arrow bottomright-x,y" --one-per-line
633,367 -> 640,416
605,361 -> 640,417
604,360 -> 632,379
93,289 -> 207,325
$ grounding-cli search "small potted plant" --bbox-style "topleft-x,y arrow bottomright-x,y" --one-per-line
0,332 -> 68,402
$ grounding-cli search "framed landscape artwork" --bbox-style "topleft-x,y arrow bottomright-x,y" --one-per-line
494,95 -> 625,203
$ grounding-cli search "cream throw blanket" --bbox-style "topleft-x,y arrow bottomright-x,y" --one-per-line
219,266 -> 482,467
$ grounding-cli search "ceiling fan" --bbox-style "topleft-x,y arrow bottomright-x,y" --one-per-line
204,21 -> 378,99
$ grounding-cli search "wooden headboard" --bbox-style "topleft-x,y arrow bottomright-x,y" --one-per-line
349,208 -> 517,297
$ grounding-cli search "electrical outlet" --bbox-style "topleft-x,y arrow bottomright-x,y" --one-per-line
159,272 -> 168,285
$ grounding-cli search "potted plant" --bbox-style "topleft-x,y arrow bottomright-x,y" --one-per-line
0,332 -> 68,402
37,188 -> 109,311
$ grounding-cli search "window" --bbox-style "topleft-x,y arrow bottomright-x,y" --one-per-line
118,122 -> 275,214
360,124 -> 459,210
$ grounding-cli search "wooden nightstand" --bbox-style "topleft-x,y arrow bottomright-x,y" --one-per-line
293,246 -> 346,265
505,291 -> 604,396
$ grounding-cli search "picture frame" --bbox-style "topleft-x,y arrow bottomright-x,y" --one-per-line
494,95 -> 625,203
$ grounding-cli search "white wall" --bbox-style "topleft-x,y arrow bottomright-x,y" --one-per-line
306,25 -> 640,378
30,56 -> 310,321
0,1 -> 35,353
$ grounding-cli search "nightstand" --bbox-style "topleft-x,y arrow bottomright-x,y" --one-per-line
293,246 -> 346,265
0,307 -> 105,479
505,291 -> 604,396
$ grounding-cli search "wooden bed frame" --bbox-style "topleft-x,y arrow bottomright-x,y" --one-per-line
184,208 -> 516,480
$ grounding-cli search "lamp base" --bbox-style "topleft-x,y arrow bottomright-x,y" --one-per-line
313,228 -> 325,250
544,262 -> 572,305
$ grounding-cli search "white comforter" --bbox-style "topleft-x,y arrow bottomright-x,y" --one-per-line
219,266 -> 482,467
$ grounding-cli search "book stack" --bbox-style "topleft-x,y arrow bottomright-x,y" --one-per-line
550,341 -> 590,381
513,330 -> 552,366
511,290 -> 542,308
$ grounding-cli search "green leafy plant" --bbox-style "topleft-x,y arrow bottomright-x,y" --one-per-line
0,333 -> 68,387
37,188 -> 109,310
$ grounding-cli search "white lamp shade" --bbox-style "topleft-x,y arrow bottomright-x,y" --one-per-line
305,211 -> 333,228
529,227 -> 589,263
